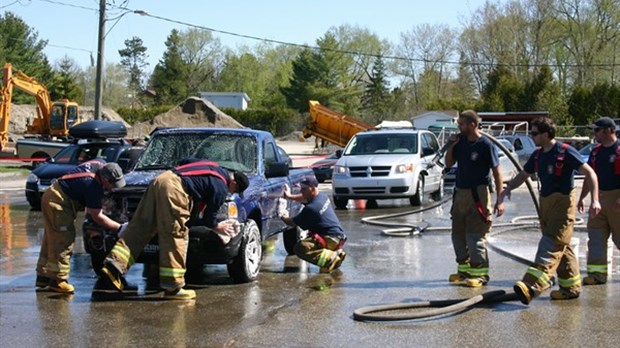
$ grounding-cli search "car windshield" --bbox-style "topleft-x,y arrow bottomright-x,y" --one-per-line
135,132 -> 257,173
53,143 -> 122,164
344,134 -> 418,155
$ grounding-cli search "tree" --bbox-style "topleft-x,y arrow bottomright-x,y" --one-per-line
50,56 -> 83,102
177,28 -> 226,95
149,29 -> 188,105
361,53 -> 391,123
280,48 -> 331,112
118,36 -> 148,107
0,12 -> 53,103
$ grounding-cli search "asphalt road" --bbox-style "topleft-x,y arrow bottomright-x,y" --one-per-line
0,175 -> 618,347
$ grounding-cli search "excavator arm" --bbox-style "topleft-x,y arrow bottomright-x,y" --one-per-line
0,63 -> 80,151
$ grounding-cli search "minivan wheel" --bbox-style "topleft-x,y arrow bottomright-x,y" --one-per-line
333,196 -> 348,209
431,177 -> 444,201
410,176 -> 425,206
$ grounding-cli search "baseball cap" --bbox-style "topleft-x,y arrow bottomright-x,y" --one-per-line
589,116 -> 616,130
233,171 -> 249,198
299,176 -> 319,188
99,163 -> 126,188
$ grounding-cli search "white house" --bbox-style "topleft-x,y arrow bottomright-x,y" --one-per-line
410,111 -> 458,130
199,92 -> 251,110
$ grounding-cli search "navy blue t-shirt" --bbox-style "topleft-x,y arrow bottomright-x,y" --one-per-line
176,164 -> 230,228
293,192 -> 345,239
453,136 -> 500,189
58,159 -> 106,209
588,140 -> 620,191
524,141 -> 584,197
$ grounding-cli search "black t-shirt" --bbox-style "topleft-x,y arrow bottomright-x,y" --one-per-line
588,140 -> 620,191
453,136 -> 499,189
524,141 -> 584,197
293,192 -> 345,239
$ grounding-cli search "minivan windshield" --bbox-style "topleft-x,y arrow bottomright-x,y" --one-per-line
344,133 -> 418,155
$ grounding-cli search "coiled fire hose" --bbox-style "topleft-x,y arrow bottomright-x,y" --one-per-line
353,132 -> 585,322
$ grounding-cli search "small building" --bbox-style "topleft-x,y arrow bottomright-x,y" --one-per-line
199,92 -> 251,110
410,111 -> 458,130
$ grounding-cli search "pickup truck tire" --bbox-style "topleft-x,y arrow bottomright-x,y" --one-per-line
410,176 -> 425,206
27,194 -> 42,210
227,220 -> 262,283
283,226 -> 302,255
333,196 -> 348,209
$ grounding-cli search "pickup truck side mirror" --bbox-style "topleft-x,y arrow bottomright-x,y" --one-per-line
335,149 -> 342,158
117,158 -> 131,173
265,161 -> 289,178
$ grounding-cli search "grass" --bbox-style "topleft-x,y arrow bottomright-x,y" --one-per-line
0,165 -> 32,174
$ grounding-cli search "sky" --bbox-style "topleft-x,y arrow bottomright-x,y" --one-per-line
2,0 -> 496,71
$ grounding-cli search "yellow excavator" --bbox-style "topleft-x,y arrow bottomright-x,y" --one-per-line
0,62 -> 81,151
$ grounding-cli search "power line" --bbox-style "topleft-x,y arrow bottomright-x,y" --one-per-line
7,0 -> 620,69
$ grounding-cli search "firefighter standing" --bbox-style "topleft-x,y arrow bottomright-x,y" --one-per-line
444,110 -> 505,287
36,160 -> 126,293
280,176 -> 347,273
577,117 -> 620,285
501,117 -> 601,304
101,161 -> 248,300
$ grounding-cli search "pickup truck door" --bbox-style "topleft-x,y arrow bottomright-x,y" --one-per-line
261,141 -> 291,235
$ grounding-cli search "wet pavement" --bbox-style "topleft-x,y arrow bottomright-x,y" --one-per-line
0,175 -> 618,347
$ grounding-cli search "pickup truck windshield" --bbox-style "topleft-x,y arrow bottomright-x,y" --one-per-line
135,133 -> 257,173
344,134 -> 418,155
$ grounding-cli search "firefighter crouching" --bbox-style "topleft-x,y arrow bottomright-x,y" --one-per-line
36,160 -> 126,293
100,160 -> 249,300
280,176 -> 347,273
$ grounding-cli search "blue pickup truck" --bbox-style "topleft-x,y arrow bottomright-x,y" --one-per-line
82,127 -> 314,283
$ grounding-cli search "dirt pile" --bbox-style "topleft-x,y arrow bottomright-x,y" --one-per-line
126,97 -> 245,139
6,104 -> 127,137
5,97 -> 243,140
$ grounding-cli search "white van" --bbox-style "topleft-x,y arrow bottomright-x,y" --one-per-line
331,127 -> 444,209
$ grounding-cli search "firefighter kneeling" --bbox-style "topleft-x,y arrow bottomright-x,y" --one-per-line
280,176 -> 347,273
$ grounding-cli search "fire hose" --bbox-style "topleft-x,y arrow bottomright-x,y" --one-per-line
353,132 -> 586,322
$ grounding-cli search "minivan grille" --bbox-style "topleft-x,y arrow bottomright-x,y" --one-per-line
349,166 -> 391,177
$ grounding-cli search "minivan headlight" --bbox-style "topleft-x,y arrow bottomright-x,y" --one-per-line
334,165 -> 348,176
395,163 -> 414,173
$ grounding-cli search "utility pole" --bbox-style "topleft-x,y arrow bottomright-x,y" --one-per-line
94,0 -> 106,120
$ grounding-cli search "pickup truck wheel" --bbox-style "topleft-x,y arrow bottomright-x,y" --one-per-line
27,194 -> 42,210
227,220 -> 262,283
283,226 -> 302,255
333,196 -> 348,209
431,177 -> 444,201
90,253 -> 105,277
410,176 -> 425,206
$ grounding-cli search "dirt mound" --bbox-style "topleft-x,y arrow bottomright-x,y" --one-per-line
6,104 -> 127,138
126,97 -> 245,139
5,97 -> 243,140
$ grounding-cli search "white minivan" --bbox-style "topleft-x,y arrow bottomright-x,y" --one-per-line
331,127 -> 444,209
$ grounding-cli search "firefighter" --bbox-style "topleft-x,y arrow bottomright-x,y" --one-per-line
101,160 -> 249,300
501,117 -> 601,305
36,160 -> 126,293
577,117 -> 620,285
280,176 -> 347,273
444,110 -> 505,287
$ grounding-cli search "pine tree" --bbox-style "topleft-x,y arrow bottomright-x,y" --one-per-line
149,30 -> 187,105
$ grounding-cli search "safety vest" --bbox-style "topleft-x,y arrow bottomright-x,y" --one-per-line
173,161 -> 227,185
533,143 -> 570,176
59,159 -> 102,181
590,143 -> 620,175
